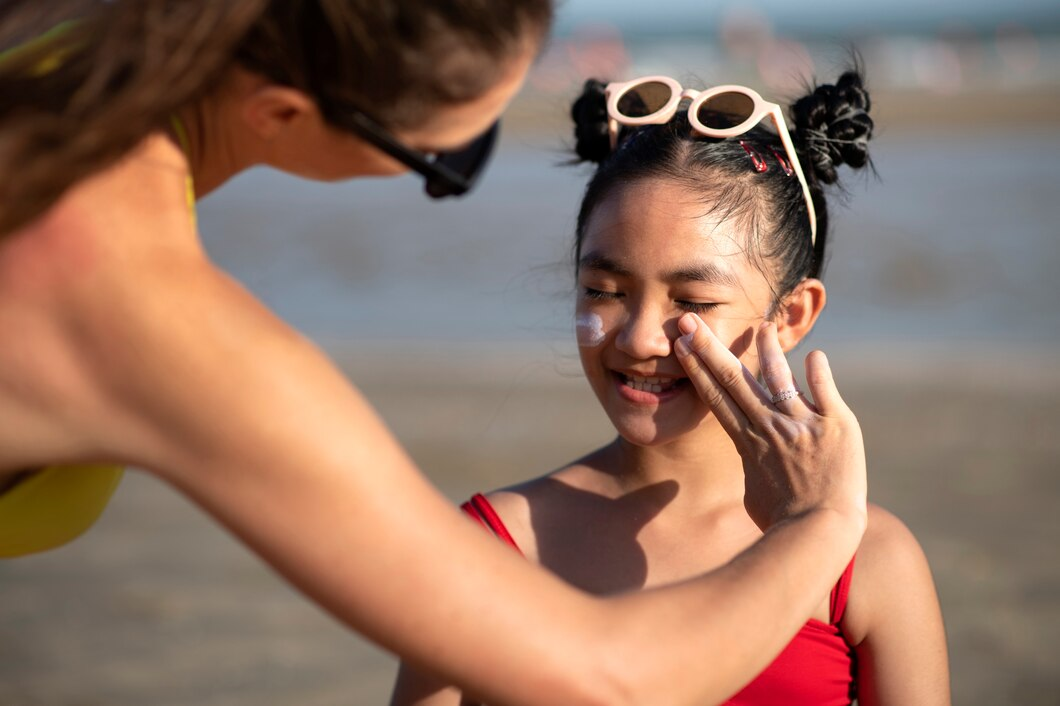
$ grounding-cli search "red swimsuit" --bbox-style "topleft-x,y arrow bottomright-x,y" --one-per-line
462,493 -> 857,705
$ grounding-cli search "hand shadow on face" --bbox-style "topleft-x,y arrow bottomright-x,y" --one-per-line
511,476 -> 680,595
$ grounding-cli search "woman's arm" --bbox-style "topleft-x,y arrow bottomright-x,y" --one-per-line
391,663 -> 471,706
101,265 -> 862,706
11,159 -> 868,706
845,507 -> 951,706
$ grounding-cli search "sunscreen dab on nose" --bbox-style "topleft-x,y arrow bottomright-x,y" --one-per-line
575,312 -> 606,347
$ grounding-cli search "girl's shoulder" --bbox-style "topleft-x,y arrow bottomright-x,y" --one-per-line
476,456 -> 606,563
860,503 -> 922,554
475,485 -> 541,562
842,503 -> 937,644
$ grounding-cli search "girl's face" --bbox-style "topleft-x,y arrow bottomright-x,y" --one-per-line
576,178 -> 778,447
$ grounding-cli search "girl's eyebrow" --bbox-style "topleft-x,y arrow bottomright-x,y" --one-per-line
667,263 -> 741,288
579,251 -> 739,288
579,252 -> 632,277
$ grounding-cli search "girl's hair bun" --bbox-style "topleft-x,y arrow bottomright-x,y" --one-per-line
791,70 -> 874,185
570,78 -> 612,164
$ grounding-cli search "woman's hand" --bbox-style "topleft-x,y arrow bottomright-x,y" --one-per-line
675,314 -> 867,534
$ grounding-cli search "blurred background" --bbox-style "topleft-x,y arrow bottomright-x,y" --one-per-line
2,1 -> 1059,704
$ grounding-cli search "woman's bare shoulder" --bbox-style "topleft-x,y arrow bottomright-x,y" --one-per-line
0,131 -> 299,472
3,132 -> 194,264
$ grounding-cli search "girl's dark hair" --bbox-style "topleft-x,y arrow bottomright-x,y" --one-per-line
569,69 -> 874,305
0,0 -> 552,235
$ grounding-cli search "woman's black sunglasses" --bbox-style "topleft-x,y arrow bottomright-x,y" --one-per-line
339,110 -> 500,198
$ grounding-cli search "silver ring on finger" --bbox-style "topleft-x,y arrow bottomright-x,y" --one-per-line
770,387 -> 801,404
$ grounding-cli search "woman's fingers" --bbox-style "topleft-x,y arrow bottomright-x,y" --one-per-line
755,322 -> 809,413
803,350 -> 846,418
674,332 -> 748,440
676,315 -> 867,532
675,314 -> 771,429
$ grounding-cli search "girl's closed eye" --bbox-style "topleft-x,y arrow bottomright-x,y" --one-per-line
582,286 -> 623,302
677,300 -> 719,314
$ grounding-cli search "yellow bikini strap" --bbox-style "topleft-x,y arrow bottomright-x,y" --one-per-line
168,115 -> 198,226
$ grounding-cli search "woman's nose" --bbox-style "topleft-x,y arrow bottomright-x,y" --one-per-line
614,305 -> 675,360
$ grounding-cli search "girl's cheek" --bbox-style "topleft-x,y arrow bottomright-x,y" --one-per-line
575,312 -> 607,347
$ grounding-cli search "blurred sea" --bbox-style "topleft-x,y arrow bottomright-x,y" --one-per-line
198,130 -> 1060,355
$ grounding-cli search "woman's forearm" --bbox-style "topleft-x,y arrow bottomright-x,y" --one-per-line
167,411 -> 859,706
393,507 -> 860,706
594,508 -> 860,705
95,269 -> 864,706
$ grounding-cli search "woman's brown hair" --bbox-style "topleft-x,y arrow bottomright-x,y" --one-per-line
0,0 -> 552,235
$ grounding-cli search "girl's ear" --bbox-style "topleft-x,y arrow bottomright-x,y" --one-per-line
775,278 -> 826,352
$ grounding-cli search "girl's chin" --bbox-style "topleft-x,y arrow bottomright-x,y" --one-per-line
604,403 -> 711,448
611,422 -> 694,448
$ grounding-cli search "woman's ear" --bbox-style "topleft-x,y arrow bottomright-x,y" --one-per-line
775,278 -> 826,352
240,83 -> 319,139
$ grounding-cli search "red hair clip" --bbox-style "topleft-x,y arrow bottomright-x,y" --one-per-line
770,147 -> 794,176
739,140 -> 768,173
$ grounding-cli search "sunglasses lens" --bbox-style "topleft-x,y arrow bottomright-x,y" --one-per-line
617,81 -> 672,118
426,121 -> 500,198
696,91 -> 755,129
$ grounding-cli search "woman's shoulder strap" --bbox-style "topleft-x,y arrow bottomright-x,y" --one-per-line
461,493 -> 524,556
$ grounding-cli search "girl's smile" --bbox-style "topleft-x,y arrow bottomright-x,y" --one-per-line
612,369 -> 689,403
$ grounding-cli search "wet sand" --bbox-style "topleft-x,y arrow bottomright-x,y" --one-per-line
1,341 -> 1058,705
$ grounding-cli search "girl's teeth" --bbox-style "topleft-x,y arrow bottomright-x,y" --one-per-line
624,376 -> 676,393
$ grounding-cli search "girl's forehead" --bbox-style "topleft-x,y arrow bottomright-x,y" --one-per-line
583,180 -> 751,265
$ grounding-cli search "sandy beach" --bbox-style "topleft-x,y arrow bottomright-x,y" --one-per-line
3,19 -> 1059,703
2,341 -> 1058,705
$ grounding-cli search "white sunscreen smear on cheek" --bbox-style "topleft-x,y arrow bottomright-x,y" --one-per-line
575,312 -> 606,347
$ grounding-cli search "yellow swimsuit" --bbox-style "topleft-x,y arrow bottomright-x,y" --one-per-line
0,30 -> 196,557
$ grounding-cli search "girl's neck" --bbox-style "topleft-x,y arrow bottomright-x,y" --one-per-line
602,426 -> 747,510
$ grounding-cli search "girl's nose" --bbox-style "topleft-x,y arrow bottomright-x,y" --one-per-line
614,304 -> 675,360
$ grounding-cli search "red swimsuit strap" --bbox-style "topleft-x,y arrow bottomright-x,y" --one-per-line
461,493 -> 524,556
829,555 -> 857,625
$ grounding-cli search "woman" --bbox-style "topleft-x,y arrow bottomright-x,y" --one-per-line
393,70 -> 949,705
0,2 -> 869,704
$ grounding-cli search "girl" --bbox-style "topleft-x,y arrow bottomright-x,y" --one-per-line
392,70 -> 949,704
0,2 -> 869,703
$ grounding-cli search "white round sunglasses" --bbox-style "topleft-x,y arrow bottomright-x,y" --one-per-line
604,76 -> 817,245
